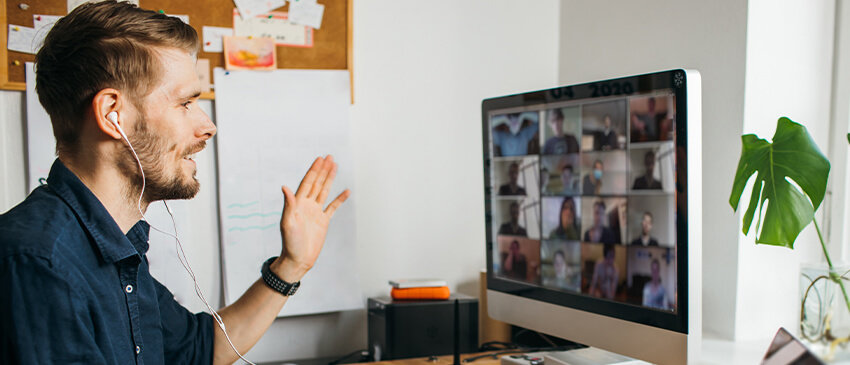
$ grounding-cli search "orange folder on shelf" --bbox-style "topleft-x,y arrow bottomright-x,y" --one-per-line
390,286 -> 451,300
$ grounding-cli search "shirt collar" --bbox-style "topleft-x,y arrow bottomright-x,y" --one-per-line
46,159 -> 147,263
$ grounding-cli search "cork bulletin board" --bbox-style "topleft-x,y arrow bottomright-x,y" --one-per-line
0,0 -> 352,99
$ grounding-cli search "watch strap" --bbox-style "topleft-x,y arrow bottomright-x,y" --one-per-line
261,256 -> 300,296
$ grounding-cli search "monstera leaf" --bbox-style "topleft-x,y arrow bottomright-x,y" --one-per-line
729,117 -> 830,248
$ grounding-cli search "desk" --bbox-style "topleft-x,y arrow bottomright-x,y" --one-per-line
364,352 -> 499,365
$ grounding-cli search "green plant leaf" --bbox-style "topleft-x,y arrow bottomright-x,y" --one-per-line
729,117 -> 830,248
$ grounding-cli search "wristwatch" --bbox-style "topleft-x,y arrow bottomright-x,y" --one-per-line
261,257 -> 300,296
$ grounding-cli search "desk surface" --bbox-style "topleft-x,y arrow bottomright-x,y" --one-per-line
356,339 -> 769,365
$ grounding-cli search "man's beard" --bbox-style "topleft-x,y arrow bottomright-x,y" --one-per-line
118,114 -> 202,203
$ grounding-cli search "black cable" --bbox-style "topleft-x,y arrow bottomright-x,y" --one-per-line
327,349 -> 368,365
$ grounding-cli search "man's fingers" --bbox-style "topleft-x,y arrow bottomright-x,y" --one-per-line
316,164 -> 338,204
323,189 -> 350,217
295,157 -> 324,198
307,155 -> 334,200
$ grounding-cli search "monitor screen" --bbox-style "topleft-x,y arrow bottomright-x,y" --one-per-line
482,69 -> 691,334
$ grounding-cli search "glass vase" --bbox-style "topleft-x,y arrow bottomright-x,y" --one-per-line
800,264 -> 850,362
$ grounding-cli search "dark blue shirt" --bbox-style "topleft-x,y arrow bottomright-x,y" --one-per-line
0,160 -> 214,364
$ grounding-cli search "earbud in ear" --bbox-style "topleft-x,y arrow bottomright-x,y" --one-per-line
107,111 -> 128,140
107,111 -> 119,125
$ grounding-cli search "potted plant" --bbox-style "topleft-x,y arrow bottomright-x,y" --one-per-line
729,117 -> 850,360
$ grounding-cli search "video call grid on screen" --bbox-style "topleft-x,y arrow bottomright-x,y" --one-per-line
487,91 -> 678,313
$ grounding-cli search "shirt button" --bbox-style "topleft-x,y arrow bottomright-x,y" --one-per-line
125,284 -> 134,293
135,345 -> 141,354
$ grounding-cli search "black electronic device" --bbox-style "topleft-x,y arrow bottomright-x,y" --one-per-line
367,295 -> 479,361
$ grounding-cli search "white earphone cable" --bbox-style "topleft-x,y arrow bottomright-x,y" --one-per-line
117,126 -> 255,365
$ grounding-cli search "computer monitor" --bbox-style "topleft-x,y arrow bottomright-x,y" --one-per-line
482,69 -> 701,364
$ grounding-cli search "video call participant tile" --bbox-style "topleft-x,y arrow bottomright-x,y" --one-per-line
626,195 -> 675,248
542,106 -> 581,155
495,236 -> 542,284
491,111 -> 540,157
541,154 -> 581,196
541,240 -> 581,292
629,142 -> 675,193
580,151 -> 627,196
493,157 -> 540,197
581,99 -> 627,152
625,246 -> 676,311
580,242 -> 627,302
629,94 -> 676,143
494,198 -> 540,240
542,196 -> 581,241
580,197 -> 627,244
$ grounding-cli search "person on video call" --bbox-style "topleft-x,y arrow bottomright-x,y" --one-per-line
498,201 -> 527,236
643,259 -> 669,310
630,97 -> 662,142
552,249 -> 578,290
633,150 -> 662,190
584,200 -> 618,244
589,244 -> 618,299
492,114 -> 538,157
582,160 -> 604,195
593,114 -> 619,151
559,164 -> 579,195
498,162 -> 526,196
543,108 -> 579,154
501,240 -> 528,281
0,2 -> 351,363
630,212 -> 660,246
549,197 -> 579,241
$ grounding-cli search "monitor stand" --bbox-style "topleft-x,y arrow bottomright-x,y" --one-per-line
500,348 -> 651,365
543,348 -> 651,365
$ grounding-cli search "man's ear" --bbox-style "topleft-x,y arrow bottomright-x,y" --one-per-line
92,88 -> 124,140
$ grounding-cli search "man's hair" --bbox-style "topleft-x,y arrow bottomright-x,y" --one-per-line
550,108 -> 564,121
36,0 -> 199,155
643,211 -> 653,220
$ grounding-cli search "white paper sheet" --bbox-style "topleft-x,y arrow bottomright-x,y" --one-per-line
8,25 -> 37,54
213,68 -> 361,316
202,26 -> 233,53
288,0 -> 325,29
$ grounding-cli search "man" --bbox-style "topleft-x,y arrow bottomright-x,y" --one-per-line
589,244 -> 618,299
642,259 -> 669,309
592,114 -> 619,151
633,150 -> 662,190
542,108 -> 579,154
559,164 -> 578,195
583,200 -> 618,244
492,113 -> 538,156
630,212 -> 659,246
498,162 -> 526,196
0,2 -> 349,364
582,160 -> 604,195
501,240 -> 528,281
498,201 -> 527,237
630,97 -> 661,142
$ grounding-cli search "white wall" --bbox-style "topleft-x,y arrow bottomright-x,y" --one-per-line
736,0 -> 835,341
559,0 -> 749,340
0,1 -> 560,362
559,0 -> 839,342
